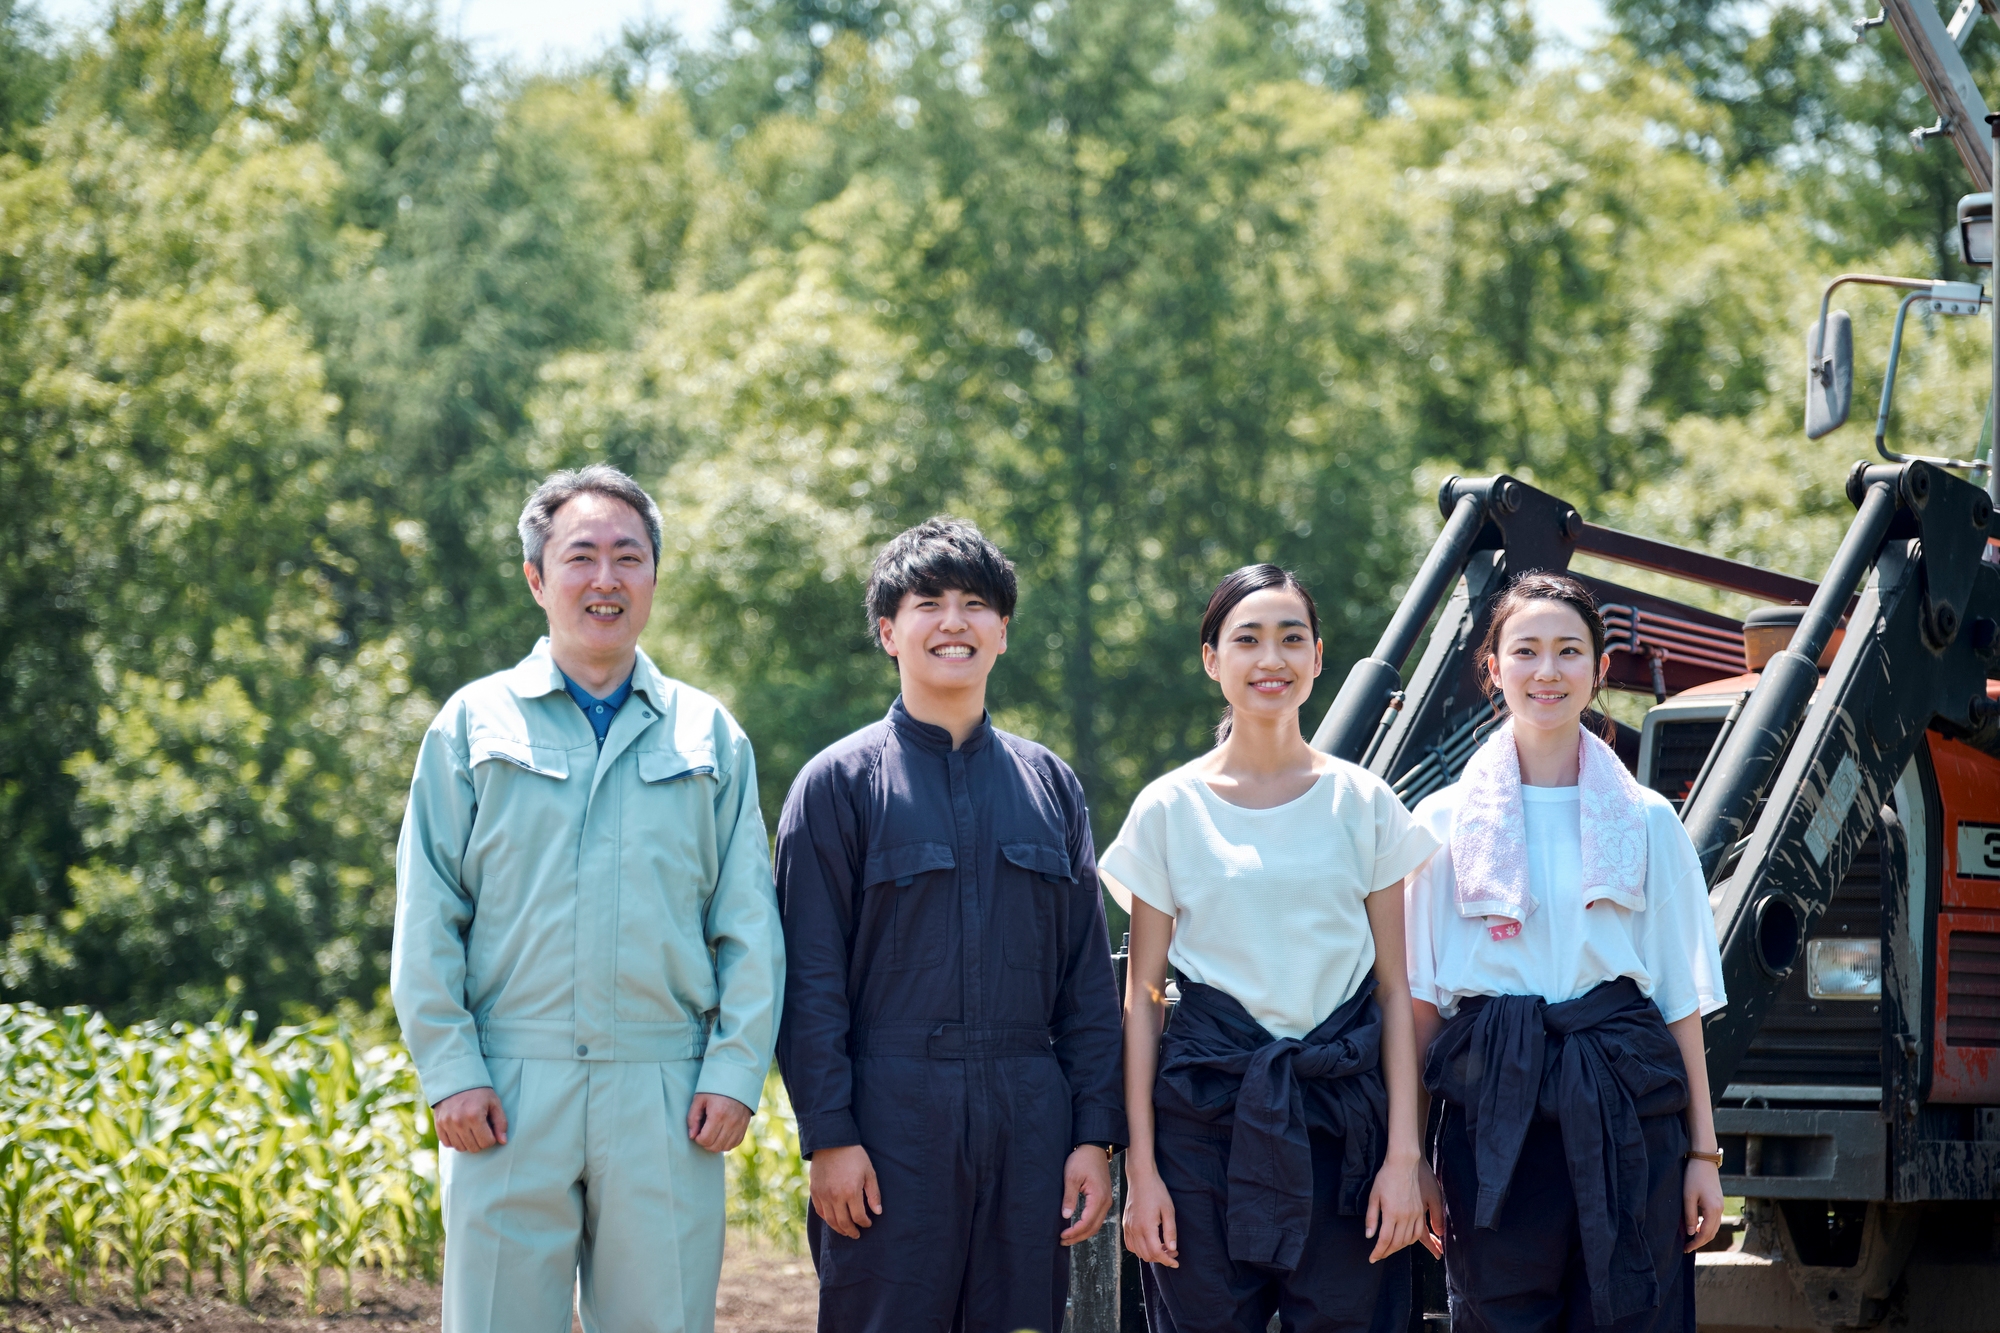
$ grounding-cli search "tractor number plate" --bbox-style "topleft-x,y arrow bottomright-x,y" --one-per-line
1957,822 -> 2000,880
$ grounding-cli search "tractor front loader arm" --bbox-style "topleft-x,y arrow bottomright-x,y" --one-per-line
1699,461 -> 2000,1089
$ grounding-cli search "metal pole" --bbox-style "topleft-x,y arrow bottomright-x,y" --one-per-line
1990,114 -> 2000,514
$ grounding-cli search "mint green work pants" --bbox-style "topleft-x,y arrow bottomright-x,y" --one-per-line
439,1056 -> 725,1333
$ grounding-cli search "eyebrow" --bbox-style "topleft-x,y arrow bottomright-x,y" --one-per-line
564,535 -> 648,553
1232,618 -> 1310,631
1506,633 -> 1587,644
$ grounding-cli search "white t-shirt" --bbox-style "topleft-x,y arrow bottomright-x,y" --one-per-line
1404,782 -> 1726,1022
1100,759 -> 1440,1040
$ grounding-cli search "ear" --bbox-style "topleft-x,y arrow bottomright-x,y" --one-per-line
524,560 -> 547,606
1201,641 -> 1220,682
878,615 -> 899,657
994,615 -> 1008,655
1312,636 -> 1324,677
1598,651 -> 1612,686
1486,652 -> 1501,689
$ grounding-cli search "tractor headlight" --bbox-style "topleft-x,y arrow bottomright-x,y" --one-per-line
1805,938 -> 1881,1000
1957,192 -> 1992,267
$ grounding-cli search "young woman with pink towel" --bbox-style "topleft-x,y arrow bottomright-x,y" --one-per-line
1405,572 -> 1728,1333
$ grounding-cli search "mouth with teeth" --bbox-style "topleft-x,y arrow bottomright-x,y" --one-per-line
1526,689 -> 1567,704
584,601 -> 625,622
1249,677 -> 1291,694
930,643 -> 975,659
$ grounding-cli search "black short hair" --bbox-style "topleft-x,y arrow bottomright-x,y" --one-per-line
865,516 -> 1018,645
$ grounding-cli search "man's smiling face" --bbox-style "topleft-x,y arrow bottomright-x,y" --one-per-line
524,491 -> 656,676
878,586 -> 1008,696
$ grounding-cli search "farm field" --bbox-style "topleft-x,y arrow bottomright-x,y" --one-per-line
0,1006 -> 814,1332
0,1235 -> 821,1332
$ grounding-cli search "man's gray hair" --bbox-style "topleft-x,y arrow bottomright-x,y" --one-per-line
518,464 -> 665,574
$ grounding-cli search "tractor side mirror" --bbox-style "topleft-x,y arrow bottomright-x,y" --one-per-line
1805,310 -> 1853,440
1958,192 -> 1992,267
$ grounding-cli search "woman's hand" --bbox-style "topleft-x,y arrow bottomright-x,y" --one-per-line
1365,1152 -> 1427,1263
1417,1160 -> 1445,1258
1122,1162 -> 1179,1267
1683,1158 -> 1725,1253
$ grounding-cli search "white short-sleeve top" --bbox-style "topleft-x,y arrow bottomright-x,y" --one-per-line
1404,782 -> 1726,1022
1100,758 -> 1440,1040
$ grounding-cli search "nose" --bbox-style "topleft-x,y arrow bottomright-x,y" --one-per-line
939,601 -> 969,631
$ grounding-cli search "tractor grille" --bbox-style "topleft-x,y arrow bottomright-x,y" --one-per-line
1945,930 -> 2000,1048
1648,718 -> 1724,809
1733,832 -> 1885,1087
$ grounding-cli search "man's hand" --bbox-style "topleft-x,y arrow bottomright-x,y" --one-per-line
687,1093 -> 753,1153
1059,1145 -> 1114,1247
433,1087 -> 508,1153
810,1144 -> 881,1239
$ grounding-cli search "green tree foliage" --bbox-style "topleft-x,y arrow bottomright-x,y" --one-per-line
0,0 -> 1985,1019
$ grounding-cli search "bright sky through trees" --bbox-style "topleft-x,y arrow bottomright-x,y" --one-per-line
32,0 -> 1605,67
34,0 -> 731,62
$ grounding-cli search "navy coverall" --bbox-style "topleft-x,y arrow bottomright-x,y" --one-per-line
775,698 -> 1127,1333
1143,978 -> 1409,1333
1424,977 -> 1694,1333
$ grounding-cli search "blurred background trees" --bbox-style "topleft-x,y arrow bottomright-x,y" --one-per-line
1,0 -> 1990,1022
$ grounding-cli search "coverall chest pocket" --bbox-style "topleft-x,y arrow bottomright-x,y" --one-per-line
1001,839 -> 1073,972
862,841 -> 955,972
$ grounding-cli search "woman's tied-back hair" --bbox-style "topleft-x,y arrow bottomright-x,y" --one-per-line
1199,564 -> 1321,746
864,516 -> 1019,646
1476,570 -> 1614,736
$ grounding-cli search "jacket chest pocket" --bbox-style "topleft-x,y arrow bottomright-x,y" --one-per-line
1001,839 -> 1074,972
863,841 -> 956,972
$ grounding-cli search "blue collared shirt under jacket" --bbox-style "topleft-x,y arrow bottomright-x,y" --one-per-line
561,668 -> 634,748
773,697 -> 1128,1156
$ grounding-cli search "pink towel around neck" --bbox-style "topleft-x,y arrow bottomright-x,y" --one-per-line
1449,721 -> 1651,940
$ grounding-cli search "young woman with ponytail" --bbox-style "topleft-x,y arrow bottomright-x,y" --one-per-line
1404,571 -> 1728,1333
1103,564 -> 1443,1333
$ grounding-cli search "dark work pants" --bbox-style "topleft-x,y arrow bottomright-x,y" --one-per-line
1435,1104 -> 1694,1333
809,1050 -> 1072,1333
1142,1122 -> 1411,1333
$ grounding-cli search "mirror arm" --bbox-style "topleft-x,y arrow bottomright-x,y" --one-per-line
1811,273 -> 1951,389
1874,288 -> 1994,472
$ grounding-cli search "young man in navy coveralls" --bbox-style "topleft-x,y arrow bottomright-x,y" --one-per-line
775,517 -> 1127,1333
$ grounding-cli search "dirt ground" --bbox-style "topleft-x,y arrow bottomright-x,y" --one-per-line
0,1233 -> 820,1333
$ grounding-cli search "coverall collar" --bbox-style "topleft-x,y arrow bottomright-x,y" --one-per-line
514,637 -> 674,715
887,694 -> 993,756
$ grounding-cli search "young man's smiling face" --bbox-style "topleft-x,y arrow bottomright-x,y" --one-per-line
878,586 -> 1008,696
524,490 -> 656,679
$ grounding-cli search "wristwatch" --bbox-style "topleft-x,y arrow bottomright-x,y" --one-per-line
1685,1149 -> 1724,1166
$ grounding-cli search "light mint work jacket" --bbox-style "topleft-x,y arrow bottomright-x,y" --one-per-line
391,639 -> 783,1111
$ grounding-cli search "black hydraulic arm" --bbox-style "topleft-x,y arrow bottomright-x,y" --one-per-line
1313,474 -> 1584,770
1702,462 -> 2000,1089
1313,485 -> 1489,761
1680,479 -> 1901,881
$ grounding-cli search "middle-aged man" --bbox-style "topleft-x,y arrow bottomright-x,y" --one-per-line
775,516 -> 1127,1333
391,464 -> 783,1333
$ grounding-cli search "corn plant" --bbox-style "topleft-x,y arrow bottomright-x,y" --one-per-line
725,1071 -> 809,1250
0,1002 -> 808,1309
